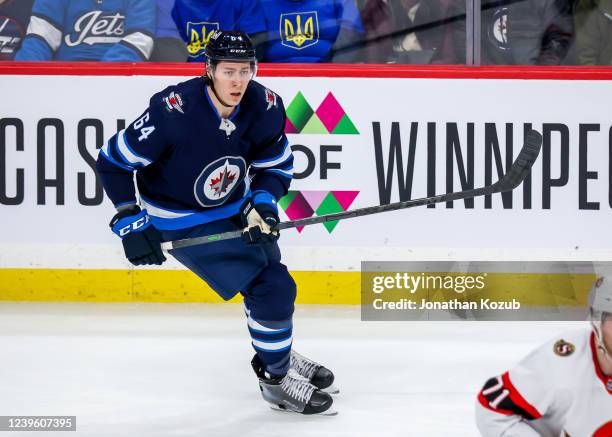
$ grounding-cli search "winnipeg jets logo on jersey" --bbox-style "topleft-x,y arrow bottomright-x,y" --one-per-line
264,88 -> 278,111
209,163 -> 236,196
64,11 -> 125,47
219,118 -> 236,137
193,156 -> 246,207
163,91 -> 184,114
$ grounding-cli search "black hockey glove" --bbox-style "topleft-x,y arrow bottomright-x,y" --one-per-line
110,205 -> 166,266
240,193 -> 280,245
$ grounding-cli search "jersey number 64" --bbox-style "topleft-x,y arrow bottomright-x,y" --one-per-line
134,112 -> 156,142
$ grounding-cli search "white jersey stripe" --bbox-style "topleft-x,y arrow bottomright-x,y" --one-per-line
251,143 -> 292,169
265,167 -> 293,178
116,129 -> 152,167
140,198 -> 193,219
123,31 -> 154,60
27,16 -> 62,51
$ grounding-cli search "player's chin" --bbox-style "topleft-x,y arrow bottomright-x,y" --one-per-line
228,92 -> 243,104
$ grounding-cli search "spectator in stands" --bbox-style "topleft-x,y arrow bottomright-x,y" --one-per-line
481,0 -> 573,65
360,0 -> 465,64
171,0 -> 266,62
0,0 -> 34,60
151,0 -> 188,61
258,0 -> 364,63
574,0 -> 612,65
15,0 -> 155,61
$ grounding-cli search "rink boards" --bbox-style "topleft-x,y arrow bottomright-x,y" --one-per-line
1,65 -> 612,303
0,266 -> 597,305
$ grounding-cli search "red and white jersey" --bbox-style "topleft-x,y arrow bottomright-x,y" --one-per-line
475,328 -> 612,437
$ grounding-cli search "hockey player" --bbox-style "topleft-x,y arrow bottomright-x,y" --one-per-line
475,277 -> 612,436
15,0 -> 155,61
95,29 -> 336,415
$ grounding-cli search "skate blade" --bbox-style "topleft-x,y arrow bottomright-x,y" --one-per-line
322,383 -> 339,395
270,405 -> 338,416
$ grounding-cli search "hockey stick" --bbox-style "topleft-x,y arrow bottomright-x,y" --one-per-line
161,130 -> 542,251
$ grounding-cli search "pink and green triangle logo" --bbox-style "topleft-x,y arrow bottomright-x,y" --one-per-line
285,92 -> 359,135
278,190 -> 359,233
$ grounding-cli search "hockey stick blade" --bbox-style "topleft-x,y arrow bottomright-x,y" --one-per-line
493,129 -> 542,191
162,130 -> 542,251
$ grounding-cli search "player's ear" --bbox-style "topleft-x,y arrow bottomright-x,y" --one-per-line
205,61 -> 214,81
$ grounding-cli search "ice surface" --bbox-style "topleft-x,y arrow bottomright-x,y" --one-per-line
0,303 -> 583,437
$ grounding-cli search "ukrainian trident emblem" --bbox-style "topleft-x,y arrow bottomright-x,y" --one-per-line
186,21 -> 219,58
280,11 -> 319,50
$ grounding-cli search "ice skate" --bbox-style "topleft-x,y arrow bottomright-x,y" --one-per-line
251,355 -> 336,415
290,350 -> 339,394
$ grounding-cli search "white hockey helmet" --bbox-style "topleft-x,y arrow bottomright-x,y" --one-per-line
589,276 -> 612,357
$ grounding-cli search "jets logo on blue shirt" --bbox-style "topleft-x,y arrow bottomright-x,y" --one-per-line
280,11 -> 319,50
193,156 -> 246,207
64,10 -> 125,47
186,21 -> 219,58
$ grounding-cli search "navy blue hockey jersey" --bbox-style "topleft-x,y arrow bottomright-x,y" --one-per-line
96,78 -> 293,231
15,0 -> 155,61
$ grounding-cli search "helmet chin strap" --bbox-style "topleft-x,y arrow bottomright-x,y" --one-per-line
207,73 -> 235,109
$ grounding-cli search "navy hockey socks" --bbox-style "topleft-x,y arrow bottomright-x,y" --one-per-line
244,305 -> 292,377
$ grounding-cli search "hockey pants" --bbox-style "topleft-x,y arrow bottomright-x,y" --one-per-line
161,218 -> 296,376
